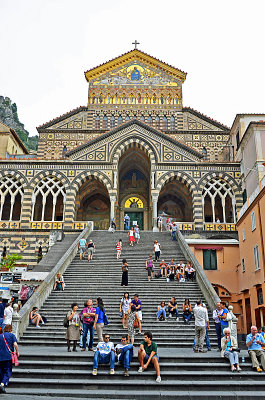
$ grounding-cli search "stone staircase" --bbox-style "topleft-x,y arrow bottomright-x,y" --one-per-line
6,230 -> 265,399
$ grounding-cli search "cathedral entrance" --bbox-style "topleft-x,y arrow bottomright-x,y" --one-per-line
158,178 -> 193,222
75,177 -> 110,230
118,145 -> 151,230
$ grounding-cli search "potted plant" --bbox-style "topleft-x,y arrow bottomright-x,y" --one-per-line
0,254 -> 23,271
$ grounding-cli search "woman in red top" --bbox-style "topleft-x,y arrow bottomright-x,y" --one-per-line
116,239 -> 122,259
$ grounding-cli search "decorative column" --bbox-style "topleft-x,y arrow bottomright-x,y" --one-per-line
64,189 -> 76,229
20,187 -> 33,229
108,195 -> 117,231
113,171 -> 117,189
193,190 -> 204,230
151,172 -> 155,189
152,194 -> 159,232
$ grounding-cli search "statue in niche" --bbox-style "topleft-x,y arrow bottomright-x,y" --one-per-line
122,96 -> 126,103
153,96 -> 156,104
160,96 -> 164,104
99,95 -> 103,104
107,96 -> 111,104
138,95 -> 141,104
92,96 -> 96,104
131,67 -> 141,81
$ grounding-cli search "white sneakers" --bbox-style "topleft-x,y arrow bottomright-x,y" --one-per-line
156,376 -> 162,383
138,367 -> 143,373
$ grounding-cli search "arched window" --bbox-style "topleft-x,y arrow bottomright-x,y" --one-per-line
140,115 -> 145,122
170,116 -> 175,130
148,116 -> 153,125
202,179 -> 236,223
32,176 -> 66,222
103,115 -> 108,129
110,115 -> 115,129
118,115 -> 123,125
95,115 -> 100,129
155,116 -> 160,129
0,176 -> 24,221
163,116 -> 168,130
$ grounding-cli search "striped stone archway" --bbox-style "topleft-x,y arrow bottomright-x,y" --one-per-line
63,171 -> 113,229
156,171 -> 199,227
111,136 -> 157,167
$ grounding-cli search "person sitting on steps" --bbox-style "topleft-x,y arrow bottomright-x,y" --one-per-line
168,297 -> 179,321
156,301 -> 167,321
115,334 -> 134,377
182,299 -> 192,324
138,331 -> 161,383
92,333 -> 115,376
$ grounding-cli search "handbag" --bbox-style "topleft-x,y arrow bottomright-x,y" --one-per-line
119,311 -> 123,317
63,315 -> 69,328
2,333 -> 19,366
103,309 -> 109,326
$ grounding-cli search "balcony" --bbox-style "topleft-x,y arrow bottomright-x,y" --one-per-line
203,223 -> 236,232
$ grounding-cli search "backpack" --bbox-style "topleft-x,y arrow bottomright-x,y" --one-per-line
103,308 -> 109,325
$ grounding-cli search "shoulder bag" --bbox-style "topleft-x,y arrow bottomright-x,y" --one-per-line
103,308 -> 109,325
2,333 -> 19,366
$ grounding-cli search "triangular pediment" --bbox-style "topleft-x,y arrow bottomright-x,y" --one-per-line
37,107 -> 87,130
66,120 -> 203,163
85,49 -> 187,86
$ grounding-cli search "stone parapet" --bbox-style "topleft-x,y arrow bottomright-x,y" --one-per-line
16,222 -> 93,340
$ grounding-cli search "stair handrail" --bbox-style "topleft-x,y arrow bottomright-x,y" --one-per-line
13,222 -> 93,340
176,227 -> 220,310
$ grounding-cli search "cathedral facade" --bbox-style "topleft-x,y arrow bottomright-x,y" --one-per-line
0,48 -> 242,267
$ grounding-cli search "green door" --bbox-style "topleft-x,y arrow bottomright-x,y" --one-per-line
127,212 -> 144,230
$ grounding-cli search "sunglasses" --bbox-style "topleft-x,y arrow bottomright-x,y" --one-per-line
105,337 -> 110,339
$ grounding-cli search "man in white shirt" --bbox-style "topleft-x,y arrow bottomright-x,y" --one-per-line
92,333 -> 115,375
2,302 -> 13,331
115,335 -> 134,376
193,300 -> 209,353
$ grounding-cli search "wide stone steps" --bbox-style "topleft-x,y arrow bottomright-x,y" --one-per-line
11,230 -> 263,398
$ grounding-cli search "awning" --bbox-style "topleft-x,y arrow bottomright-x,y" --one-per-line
194,245 -> 224,250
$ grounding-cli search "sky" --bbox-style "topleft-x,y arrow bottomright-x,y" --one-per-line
1,0 -> 265,136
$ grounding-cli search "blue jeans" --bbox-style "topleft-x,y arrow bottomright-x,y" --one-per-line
119,344 -> 133,369
193,327 -> 211,349
0,318 -> 3,328
82,323 -> 94,349
215,323 -> 222,350
157,309 -> 166,319
183,312 -> 192,322
93,351 -> 115,370
172,230 -> 176,241
0,360 -> 12,386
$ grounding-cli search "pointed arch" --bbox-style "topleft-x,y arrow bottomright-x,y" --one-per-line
111,136 -> 157,166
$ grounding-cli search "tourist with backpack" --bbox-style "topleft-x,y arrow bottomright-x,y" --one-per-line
87,239 -> 96,262
93,297 -> 107,342
127,305 -> 137,345
146,254 -> 154,282
0,324 -> 19,394
81,299 -> 96,351
65,303 -> 81,352
78,238 -> 88,260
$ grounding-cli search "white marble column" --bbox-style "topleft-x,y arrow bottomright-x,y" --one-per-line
151,172 -> 155,189
113,171 -> 117,189
152,194 -> 159,232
